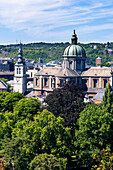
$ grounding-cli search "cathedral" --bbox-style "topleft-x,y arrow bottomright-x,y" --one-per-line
34,30 -> 113,99
34,30 -> 85,96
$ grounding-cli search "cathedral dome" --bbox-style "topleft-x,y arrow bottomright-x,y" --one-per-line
63,44 -> 86,57
63,30 -> 86,58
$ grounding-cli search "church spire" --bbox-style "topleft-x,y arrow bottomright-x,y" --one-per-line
71,30 -> 78,45
17,42 -> 24,63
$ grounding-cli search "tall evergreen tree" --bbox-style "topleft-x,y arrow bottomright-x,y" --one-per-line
103,83 -> 113,112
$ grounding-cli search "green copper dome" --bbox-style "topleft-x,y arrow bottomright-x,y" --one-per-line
63,44 -> 86,57
63,30 -> 86,58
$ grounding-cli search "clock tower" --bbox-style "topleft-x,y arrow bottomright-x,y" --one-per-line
14,43 -> 27,94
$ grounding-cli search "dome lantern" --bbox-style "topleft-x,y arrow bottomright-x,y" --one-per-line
71,30 -> 78,45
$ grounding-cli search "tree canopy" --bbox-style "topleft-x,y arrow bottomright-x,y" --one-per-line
44,83 -> 84,127
1,84 -> 113,169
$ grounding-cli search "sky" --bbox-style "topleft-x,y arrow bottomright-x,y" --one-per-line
0,0 -> 113,44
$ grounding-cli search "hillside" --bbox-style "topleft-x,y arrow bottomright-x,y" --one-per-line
0,41 -> 113,65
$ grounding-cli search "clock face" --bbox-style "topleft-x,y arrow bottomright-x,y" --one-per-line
16,78 -> 20,82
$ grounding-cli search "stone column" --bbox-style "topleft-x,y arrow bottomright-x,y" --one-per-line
49,76 -> 52,90
110,71 -> 113,90
81,60 -> 83,71
72,60 -> 74,70
74,60 -> 76,70
40,76 -> 43,90
99,77 -> 102,88
89,77 -> 92,88
56,77 -> 58,88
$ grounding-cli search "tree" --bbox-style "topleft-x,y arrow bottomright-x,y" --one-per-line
103,83 -> 113,112
12,110 -> 73,157
0,111 -> 15,138
0,136 -> 31,170
75,104 -> 113,168
29,153 -> 67,170
92,147 -> 113,170
44,83 -> 84,127
13,97 -> 41,120
10,110 -> 73,169
1,92 -> 25,112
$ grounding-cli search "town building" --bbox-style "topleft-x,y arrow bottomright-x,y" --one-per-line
0,58 -> 14,72
96,57 -> 102,66
0,71 -> 14,80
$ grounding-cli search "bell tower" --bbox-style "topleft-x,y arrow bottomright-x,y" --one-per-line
14,43 -> 27,94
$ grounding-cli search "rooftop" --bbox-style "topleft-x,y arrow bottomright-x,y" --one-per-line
35,67 -> 79,77
82,67 -> 112,77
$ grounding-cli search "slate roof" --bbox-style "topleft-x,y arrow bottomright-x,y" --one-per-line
81,67 -> 112,77
35,67 -> 79,77
93,91 -> 104,101
0,71 -> 14,75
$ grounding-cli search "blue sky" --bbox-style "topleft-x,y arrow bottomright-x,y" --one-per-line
0,0 -> 113,44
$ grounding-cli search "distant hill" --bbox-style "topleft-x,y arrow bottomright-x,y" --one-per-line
0,41 -> 113,65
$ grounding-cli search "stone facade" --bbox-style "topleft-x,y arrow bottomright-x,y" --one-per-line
34,67 -> 80,96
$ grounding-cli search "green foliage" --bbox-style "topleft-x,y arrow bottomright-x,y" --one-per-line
44,83 -> 84,127
75,103 -> 113,167
1,92 -> 25,112
0,111 -> 15,138
0,78 -> 8,82
98,63 -> 112,67
92,147 -> 113,170
0,109 -> 72,169
0,136 -> 31,170
1,83 -> 113,169
2,41 -> 113,65
12,110 -> 73,158
29,153 -> 67,170
103,83 -> 113,112
13,97 -> 41,120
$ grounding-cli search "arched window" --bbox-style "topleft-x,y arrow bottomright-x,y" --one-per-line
93,79 -> 98,88
44,78 -> 48,86
69,61 -> 72,69
31,72 -> 33,77
103,79 -> 108,88
19,68 -> 21,74
17,68 -> 18,74
36,78 -> 38,86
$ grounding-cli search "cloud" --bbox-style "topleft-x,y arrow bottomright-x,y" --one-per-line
0,0 -> 113,42
79,24 -> 113,33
